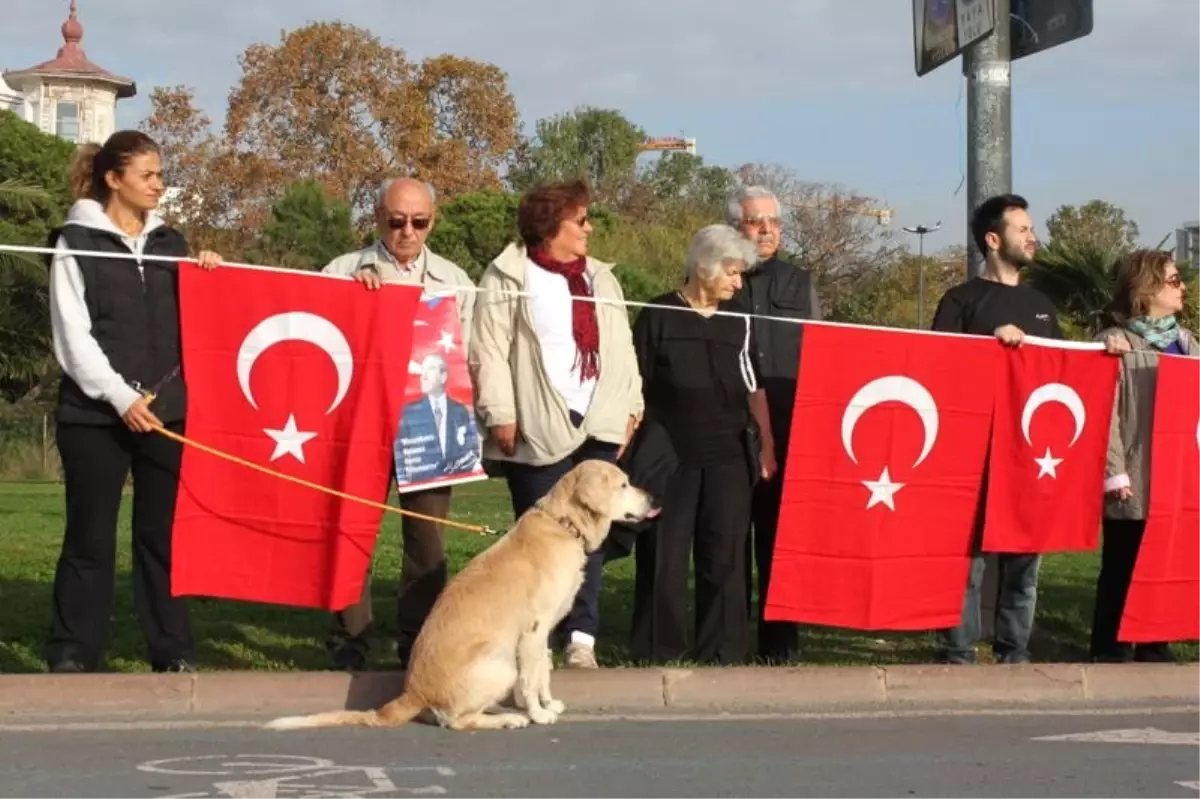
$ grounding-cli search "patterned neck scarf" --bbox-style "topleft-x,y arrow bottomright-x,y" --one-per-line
1126,315 -> 1180,351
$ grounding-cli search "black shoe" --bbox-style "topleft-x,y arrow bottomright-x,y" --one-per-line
326,631 -> 369,671
152,658 -> 196,673
330,644 -> 367,671
48,659 -> 87,674
1092,645 -> 1135,663
1134,645 -> 1175,663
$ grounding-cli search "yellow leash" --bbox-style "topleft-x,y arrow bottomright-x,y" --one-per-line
149,424 -> 500,537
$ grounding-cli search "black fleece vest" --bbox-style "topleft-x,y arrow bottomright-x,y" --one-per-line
51,223 -> 190,426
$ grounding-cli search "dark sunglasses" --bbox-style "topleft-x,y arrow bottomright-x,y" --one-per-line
1164,274 -> 1184,288
386,215 -> 431,231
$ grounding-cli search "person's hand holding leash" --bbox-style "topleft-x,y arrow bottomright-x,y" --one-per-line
122,396 -> 163,433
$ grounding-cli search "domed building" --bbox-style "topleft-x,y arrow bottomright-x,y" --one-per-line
2,1 -> 136,144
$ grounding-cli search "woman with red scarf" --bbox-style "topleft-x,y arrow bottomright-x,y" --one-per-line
469,180 -> 643,669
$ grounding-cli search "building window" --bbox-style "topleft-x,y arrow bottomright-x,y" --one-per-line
56,101 -> 79,142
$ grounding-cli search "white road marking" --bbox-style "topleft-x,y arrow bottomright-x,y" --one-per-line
1031,727 -> 1199,745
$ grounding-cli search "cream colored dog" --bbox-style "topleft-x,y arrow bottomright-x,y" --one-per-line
265,459 -> 657,733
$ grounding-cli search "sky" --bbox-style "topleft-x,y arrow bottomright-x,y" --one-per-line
3,0 -> 1197,253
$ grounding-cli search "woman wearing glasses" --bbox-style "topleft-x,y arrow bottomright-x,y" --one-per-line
1091,250 -> 1195,663
468,179 -> 644,670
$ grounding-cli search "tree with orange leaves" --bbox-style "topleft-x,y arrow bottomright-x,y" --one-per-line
141,21 -> 519,255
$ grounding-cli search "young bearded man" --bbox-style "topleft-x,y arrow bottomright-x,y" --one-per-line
930,193 -> 1126,664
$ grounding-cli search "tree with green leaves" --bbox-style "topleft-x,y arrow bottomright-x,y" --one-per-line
246,180 -> 360,271
0,112 -> 77,398
508,107 -> 646,204
1044,200 -> 1139,254
425,189 -> 521,281
1027,200 -> 1140,339
1025,240 -> 1120,338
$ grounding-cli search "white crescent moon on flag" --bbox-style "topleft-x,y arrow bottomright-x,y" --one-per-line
1020,382 -> 1086,447
841,376 -> 940,467
236,312 -> 354,414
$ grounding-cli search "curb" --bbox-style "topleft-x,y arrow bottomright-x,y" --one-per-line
0,663 -> 1196,719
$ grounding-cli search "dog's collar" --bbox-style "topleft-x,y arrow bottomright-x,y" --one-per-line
532,503 -> 592,553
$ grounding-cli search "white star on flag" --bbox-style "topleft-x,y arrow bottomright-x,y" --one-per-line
264,414 -> 317,464
1034,447 -> 1064,479
863,467 -> 905,511
438,329 -> 456,354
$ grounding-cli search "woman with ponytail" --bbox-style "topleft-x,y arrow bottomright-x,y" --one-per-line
468,180 -> 643,669
44,130 -> 221,673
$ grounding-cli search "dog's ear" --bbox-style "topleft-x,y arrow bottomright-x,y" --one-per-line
572,462 -> 617,517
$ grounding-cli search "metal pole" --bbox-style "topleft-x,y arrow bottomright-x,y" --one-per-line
964,0 -> 1012,279
917,233 -> 925,327
904,223 -> 940,328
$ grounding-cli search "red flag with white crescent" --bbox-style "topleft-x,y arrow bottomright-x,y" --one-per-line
982,340 -> 1119,552
171,264 -> 422,610
764,325 -> 1000,631
1120,354 -> 1200,642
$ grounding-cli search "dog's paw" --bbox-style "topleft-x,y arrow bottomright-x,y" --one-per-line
544,699 -> 566,715
528,706 -> 559,725
499,714 -> 531,729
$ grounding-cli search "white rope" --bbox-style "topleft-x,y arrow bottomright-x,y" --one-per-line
739,314 -> 758,393
0,242 -> 1108,352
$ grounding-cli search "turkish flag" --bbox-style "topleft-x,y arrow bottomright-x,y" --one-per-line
1120,354 -> 1200,643
764,325 -> 1000,631
171,264 -> 423,610
982,341 -> 1118,552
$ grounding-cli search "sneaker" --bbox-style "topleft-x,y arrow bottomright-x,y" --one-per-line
152,658 -> 196,673
564,642 -> 598,669
48,659 -> 86,674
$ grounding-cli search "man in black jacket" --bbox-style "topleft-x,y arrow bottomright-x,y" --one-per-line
731,186 -> 821,663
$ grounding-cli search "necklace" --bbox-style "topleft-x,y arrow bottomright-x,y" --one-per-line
677,289 -> 717,317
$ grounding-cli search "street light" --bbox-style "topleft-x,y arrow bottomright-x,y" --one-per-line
902,221 -> 941,328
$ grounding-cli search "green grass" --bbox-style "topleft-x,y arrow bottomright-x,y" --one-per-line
0,480 -> 1193,673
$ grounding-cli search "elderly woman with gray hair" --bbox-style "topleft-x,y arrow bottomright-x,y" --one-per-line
626,224 -> 777,665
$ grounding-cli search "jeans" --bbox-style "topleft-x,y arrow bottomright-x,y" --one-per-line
502,435 -> 620,646
935,553 -> 1041,663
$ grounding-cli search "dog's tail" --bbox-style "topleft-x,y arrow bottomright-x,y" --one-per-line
263,693 -> 424,732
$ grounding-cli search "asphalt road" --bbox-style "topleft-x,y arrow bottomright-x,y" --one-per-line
0,708 -> 1196,798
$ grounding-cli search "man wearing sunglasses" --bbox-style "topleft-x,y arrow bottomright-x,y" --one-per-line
321,177 -> 476,671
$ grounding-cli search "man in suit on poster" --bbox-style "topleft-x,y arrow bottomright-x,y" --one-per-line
396,353 -> 481,483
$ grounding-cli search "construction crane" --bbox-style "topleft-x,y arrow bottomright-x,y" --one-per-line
640,137 -> 697,156
785,196 -> 893,226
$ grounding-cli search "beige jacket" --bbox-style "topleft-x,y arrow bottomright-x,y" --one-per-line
1100,324 -> 1197,521
322,243 -> 476,351
468,242 -> 643,466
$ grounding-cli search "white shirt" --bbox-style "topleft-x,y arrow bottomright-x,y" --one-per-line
524,260 -> 598,417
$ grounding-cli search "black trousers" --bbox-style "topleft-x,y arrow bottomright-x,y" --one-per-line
631,458 -> 753,665
503,436 -> 620,644
44,422 -> 194,671
1090,518 -> 1171,662
748,436 -> 801,661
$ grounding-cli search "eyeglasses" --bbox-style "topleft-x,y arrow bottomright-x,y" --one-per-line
386,215 -> 431,231
743,215 -> 781,229
1164,274 -> 1184,288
